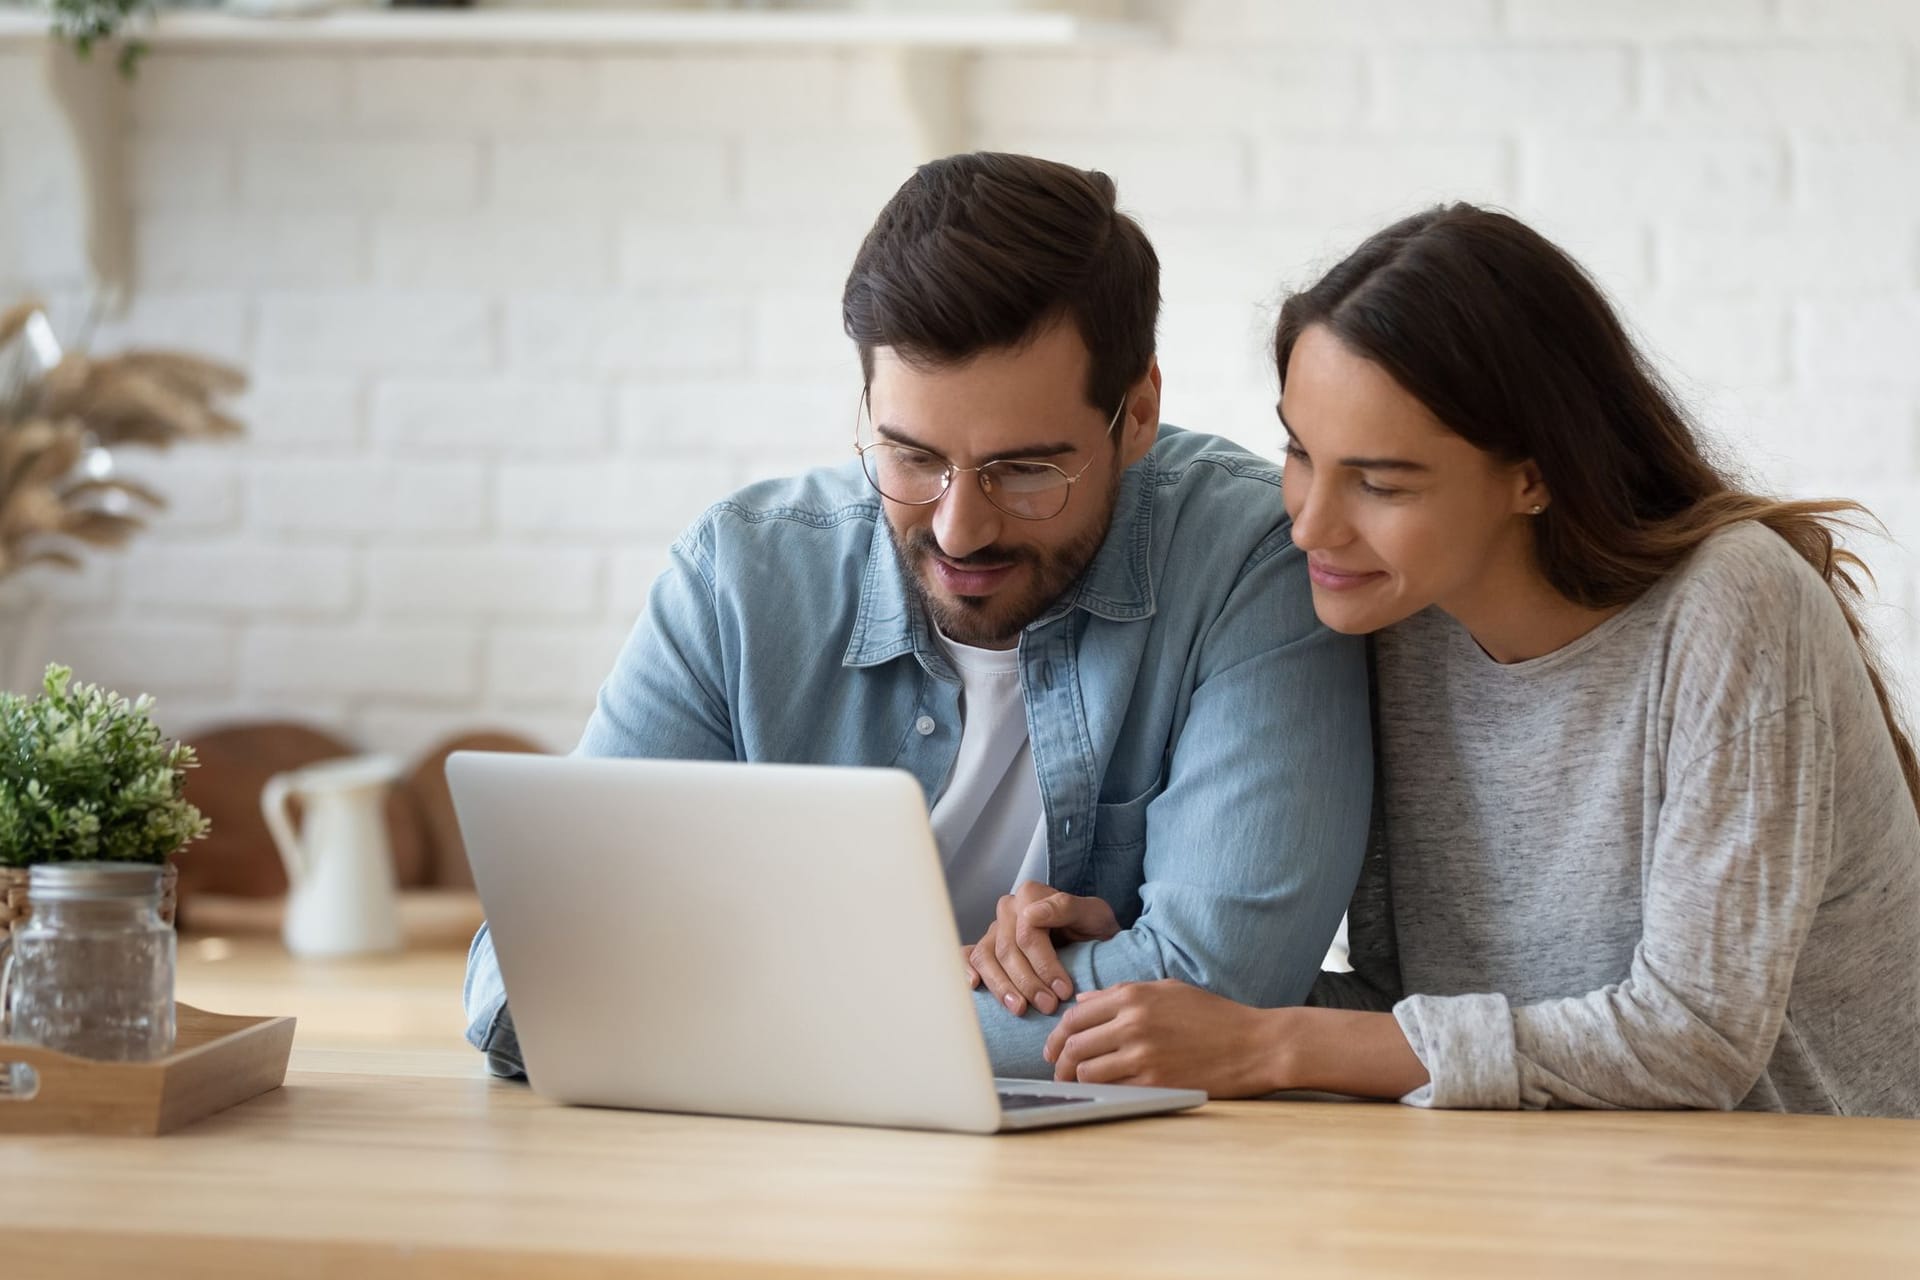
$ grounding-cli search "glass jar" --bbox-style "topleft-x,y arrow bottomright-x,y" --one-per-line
0,863 -> 176,1065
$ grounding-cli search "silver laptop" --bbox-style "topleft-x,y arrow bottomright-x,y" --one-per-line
447,752 -> 1206,1134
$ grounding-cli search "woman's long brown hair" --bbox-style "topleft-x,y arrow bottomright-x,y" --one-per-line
1275,203 -> 1920,817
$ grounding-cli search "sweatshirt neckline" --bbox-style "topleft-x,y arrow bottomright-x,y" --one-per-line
1442,581 -> 1662,678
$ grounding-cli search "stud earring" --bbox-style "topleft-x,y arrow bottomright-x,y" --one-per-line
1529,504 -> 1545,515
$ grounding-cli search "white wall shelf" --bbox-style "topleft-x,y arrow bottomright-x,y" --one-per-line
0,6 -> 1158,305
0,7 -> 1156,52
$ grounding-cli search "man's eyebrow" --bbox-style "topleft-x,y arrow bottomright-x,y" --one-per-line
1274,406 -> 1431,473
873,422 -> 1079,461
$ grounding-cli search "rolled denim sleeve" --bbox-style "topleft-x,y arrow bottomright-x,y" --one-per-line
462,528 -> 736,1076
981,531 -> 1373,1078
462,921 -> 526,1079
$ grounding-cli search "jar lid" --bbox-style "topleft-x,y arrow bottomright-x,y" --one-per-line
27,862 -> 164,901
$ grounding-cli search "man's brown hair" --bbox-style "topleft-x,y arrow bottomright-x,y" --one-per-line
842,152 -> 1160,414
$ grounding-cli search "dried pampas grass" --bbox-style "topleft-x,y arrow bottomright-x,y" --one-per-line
0,297 -> 247,581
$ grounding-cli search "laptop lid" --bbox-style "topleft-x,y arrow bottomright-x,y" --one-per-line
449,753 -> 1007,1134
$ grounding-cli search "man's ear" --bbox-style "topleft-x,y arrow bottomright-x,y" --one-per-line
1120,358 -> 1162,468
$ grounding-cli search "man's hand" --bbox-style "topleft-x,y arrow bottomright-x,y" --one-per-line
964,880 -> 1119,1017
1042,980 -> 1286,1096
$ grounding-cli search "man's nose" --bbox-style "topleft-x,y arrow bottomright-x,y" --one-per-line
930,472 -> 1003,560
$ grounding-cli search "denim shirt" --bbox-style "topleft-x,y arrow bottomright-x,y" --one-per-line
465,426 -> 1373,1079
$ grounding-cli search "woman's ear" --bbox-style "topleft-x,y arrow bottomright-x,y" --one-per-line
1514,459 -> 1550,516
1120,358 -> 1163,467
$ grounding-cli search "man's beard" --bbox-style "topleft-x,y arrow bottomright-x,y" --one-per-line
889,473 -> 1120,649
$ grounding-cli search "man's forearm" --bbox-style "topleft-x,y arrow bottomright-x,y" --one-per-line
463,923 -> 528,1078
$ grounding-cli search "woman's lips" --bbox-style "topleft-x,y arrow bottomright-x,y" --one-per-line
1307,559 -> 1387,591
933,557 -> 1016,596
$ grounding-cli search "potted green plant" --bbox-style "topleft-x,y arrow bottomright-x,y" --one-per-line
45,0 -> 158,77
0,663 -> 208,941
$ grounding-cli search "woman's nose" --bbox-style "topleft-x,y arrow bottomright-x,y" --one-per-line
1286,480 -> 1344,551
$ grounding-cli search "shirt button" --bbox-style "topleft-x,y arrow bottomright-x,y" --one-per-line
915,715 -> 936,736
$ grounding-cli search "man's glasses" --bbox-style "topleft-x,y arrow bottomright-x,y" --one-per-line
853,389 -> 1126,522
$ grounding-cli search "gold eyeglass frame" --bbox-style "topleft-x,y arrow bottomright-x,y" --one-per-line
852,388 -> 1126,522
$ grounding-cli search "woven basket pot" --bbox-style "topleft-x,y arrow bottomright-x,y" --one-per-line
0,861 -> 180,944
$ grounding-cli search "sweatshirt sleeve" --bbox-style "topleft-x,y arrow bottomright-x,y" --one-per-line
1393,701 -> 1835,1110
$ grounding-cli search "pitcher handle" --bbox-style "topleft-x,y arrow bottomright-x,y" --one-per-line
261,772 -> 306,886
0,931 -> 14,1041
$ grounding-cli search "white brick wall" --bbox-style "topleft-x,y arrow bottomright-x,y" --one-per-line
504,294 -> 749,375
241,626 -> 481,700
495,458 -> 734,538
248,459 -> 489,536
365,548 -> 601,620
2,0 -> 1917,757
1798,300 -> 1920,386
256,292 -> 496,375
128,138 -> 237,213
371,214 -> 613,291
1504,0 -> 1775,42
136,213 -> 363,289
372,379 -> 612,457
485,626 -> 632,705
489,139 -> 730,212
351,55 -> 599,129
241,139 -> 484,212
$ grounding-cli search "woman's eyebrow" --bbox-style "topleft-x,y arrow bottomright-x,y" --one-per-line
1275,406 -> 1430,472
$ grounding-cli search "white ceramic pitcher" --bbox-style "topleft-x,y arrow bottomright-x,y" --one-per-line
261,755 -> 403,958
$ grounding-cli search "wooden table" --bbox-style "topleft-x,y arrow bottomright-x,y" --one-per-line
172,930 -> 478,1058
5,939 -> 1919,1277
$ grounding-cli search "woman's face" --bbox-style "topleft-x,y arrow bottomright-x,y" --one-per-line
1279,324 -> 1544,636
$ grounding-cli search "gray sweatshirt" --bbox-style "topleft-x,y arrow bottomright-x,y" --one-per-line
1311,522 -> 1920,1116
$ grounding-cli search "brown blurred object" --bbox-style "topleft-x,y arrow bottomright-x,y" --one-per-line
170,720 -> 548,935
403,731 -> 548,890
174,723 -> 433,922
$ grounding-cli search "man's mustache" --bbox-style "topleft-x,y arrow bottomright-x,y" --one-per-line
902,530 -> 1037,570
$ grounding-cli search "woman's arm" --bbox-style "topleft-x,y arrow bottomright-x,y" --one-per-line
1047,703 -> 1839,1107
1041,982 -> 1428,1099
1275,1007 -> 1430,1098
1398,705 -> 1833,1110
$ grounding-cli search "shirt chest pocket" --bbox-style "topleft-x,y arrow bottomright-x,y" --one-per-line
1088,786 -> 1158,927
1092,786 -> 1156,852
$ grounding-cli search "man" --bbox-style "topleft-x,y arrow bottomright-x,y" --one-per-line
465,152 -> 1371,1080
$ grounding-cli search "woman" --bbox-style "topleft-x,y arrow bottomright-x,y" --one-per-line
1041,205 -> 1920,1115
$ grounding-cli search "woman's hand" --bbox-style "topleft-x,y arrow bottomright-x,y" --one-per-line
1041,980 -> 1287,1097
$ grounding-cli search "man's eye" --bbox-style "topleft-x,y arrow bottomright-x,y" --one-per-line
1359,480 -> 1403,498
996,463 -> 1060,481
894,449 -> 941,470
1282,443 -> 1308,462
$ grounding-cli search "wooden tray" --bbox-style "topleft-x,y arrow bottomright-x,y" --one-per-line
0,1003 -> 296,1136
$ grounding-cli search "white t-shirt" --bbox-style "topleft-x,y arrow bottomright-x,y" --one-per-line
928,630 -> 1049,942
